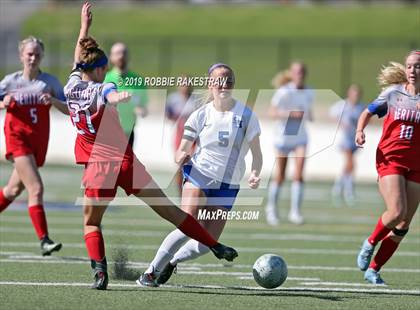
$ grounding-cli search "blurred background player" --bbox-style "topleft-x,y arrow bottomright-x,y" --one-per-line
356,50 -> 420,285
329,84 -> 365,207
265,62 -> 313,225
67,3 -> 237,290
104,42 -> 148,147
0,36 -> 68,256
165,78 -> 199,193
141,63 -> 262,287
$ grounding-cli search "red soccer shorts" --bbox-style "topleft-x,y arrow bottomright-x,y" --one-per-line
83,156 -> 153,201
5,130 -> 48,167
376,161 -> 420,183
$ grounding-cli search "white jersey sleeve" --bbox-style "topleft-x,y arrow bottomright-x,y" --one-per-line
0,73 -> 13,100
329,100 -> 345,119
183,107 -> 205,142
367,84 -> 400,118
270,88 -> 288,108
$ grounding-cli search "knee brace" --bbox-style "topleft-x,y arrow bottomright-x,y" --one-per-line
392,228 -> 409,237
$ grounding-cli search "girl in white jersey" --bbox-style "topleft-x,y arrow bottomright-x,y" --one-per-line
140,63 -> 263,287
265,62 -> 313,225
330,84 -> 365,207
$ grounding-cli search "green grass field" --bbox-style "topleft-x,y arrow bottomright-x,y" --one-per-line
0,163 -> 419,309
9,4 -> 418,101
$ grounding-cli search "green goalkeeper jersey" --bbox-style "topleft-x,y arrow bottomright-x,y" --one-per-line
104,68 -> 148,135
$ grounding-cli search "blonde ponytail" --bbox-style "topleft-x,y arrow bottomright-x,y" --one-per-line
271,70 -> 292,88
377,62 -> 407,89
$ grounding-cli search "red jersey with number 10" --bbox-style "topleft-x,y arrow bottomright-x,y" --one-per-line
368,84 -> 420,171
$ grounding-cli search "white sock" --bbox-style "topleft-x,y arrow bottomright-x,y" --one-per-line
170,240 -> 210,265
266,181 -> 281,215
145,229 -> 189,274
290,181 -> 303,214
343,174 -> 354,198
332,175 -> 344,196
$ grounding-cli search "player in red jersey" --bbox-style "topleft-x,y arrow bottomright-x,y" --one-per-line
356,50 -> 420,285
0,36 -> 68,256
65,3 -> 237,290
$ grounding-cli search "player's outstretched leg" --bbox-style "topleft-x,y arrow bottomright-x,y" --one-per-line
135,185 -> 238,262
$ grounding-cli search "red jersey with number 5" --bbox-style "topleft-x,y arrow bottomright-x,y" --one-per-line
64,70 -> 132,164
368,84 -> 420,171
0,71 -> 65,165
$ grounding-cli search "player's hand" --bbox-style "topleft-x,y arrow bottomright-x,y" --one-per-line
248,170 -> 261,189
288,111 -> 304,119
81,2 -> 92,30
355,130 -> 365,147
117,91 -> 132,103
1,94 -> 15,109
40,93 -> 52,105
175,151 -> 191,166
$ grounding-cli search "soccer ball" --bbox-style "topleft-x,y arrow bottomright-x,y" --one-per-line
252,254 -> 288,289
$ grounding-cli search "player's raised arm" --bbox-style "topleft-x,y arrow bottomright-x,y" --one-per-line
74,2 -> 92,66
105,90 -> 132,105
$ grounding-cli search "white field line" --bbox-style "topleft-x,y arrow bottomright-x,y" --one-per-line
0,281 -> 419,295
74,197 -> 265,206
0,254 -> 419,274
237,276 -> 320,281
1,227 -> 419,245
300,282 -> 386,288
1,241 -> 419,257
0,214 -> 382,226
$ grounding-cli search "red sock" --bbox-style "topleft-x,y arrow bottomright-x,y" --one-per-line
28,205 -> 48,240
368,217 -> 391,246
369,236 -> 400,271
177,214 -> 217,248
0,189 -> 12,213
84,231 -> 105,261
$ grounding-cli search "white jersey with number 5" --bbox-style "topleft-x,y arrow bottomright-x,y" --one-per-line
183,100 -> 261,185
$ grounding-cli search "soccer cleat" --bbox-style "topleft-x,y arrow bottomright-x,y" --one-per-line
91,270 -> 109,290
136,272 -> 159,288
266,215 -> 279,226
210,243 -> 238,261
40,236 -> 62,256
288,211 -> 304,225
364,268 -> 386,285
357,239 -> 375,271
156,263 -> 177,285
90,258 -> 108,290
